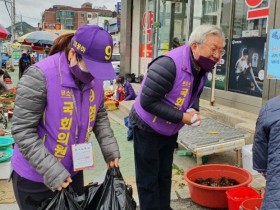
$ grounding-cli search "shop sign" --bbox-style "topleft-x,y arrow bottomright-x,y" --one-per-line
140,44 -> 153,58
246,0 -> 269,20
142,11 -> 154,43
116,2 -> 121,14
44,23 -> 62,30
267,29 -> 280,79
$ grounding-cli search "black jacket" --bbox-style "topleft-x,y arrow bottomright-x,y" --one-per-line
19,54 -> 31,79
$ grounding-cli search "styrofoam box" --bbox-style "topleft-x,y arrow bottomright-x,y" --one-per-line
0,160 -> 12,179
242,144 -> 259,175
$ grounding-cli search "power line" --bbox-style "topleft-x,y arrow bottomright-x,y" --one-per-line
4,0 -> 12,19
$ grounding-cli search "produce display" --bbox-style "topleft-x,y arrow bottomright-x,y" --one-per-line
195,177 -> 239,187
104,97 -> 119,111
0,81 -> 15,179
104,88 -> 120,111
0,88 -> 16,113
104,90 -> 114,97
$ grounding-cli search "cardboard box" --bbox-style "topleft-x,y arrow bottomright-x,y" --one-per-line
0,160 -> 12,179
242,144 -> 259,175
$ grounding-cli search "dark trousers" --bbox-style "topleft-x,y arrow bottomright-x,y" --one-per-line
133,127 -> 178,210
12,171 -> 84,210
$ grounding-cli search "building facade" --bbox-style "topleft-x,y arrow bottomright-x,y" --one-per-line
42,2 -> 113,30
121,0 -> 280,114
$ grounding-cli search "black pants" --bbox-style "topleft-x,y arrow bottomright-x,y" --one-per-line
133,127 -> 178,210
12,171 -> 84,210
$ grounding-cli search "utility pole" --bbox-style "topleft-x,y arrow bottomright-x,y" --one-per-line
20,14 -> 23,34
11,0 -> 15,42
10,0 -> 15,69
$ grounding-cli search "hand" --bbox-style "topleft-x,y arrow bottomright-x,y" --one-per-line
190,113 -> 201,126
107,158 -> 119,168
182,109 -> 200,125
56,177 -> 72,191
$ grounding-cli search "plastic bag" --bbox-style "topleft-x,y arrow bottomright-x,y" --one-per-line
80,182 -> 103,210
112,171 -> 137,210
91,168 -> 136,210
38,187 -> 82,210
125,73 -> 135,83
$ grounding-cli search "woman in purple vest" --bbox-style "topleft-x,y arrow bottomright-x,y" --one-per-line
115,74 -> 136,101
129,24 -> 225,210
11,25 -> 120,209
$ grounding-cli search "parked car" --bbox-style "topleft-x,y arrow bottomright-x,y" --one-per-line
111,53 -> 120,75
1,53 -> 9,69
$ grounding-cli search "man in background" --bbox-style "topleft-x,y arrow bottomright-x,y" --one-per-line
18,50 -> 31,79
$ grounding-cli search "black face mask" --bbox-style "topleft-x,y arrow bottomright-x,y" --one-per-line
196,55 -> 217,72
69,64 -> 94,84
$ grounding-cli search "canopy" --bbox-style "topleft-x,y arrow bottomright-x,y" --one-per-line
18,31 -> 58,45
0,24 -> 9,40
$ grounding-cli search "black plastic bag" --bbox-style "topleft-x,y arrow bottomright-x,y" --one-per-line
112,170 -> 137,210
125,73 -> 135,83
88,168 -> 136,210
134,74 -> 144,84
97,170 -> 120,210
96,168 -> 136,210
80,182 -> 103,210
38,187 -> 82,210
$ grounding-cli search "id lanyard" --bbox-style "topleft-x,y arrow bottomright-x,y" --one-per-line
71,89 -> 81,144
71,89 -> 94,171
58,54 -> 94,171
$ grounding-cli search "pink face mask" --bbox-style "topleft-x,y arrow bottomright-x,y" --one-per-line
196,55 -> 217,72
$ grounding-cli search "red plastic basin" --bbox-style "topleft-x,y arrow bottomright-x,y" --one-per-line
184,164 -> 253,209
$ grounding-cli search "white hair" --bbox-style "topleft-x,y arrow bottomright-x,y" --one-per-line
188,24 -> 225,46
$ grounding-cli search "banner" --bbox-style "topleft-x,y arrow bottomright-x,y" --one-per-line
267,29 -> 280,79
228,37 -> 266,97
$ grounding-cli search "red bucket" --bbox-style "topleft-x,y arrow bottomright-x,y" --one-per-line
226,187 -> 261,210
241,198 -> 263,210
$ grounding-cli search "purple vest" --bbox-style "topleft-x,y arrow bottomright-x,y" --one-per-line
134,45 -> 206,136
12,52 -> 103,182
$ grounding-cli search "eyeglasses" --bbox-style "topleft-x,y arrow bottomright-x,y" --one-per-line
201,43 -> 225,56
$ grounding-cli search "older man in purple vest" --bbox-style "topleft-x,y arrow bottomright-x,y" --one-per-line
129,24 -> 225,210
